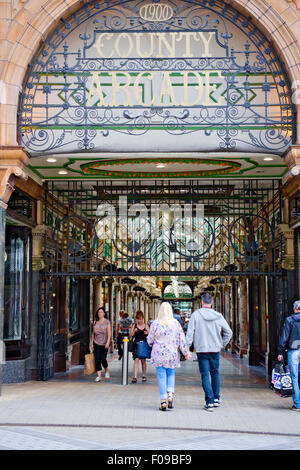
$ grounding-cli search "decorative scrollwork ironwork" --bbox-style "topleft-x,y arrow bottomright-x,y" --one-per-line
18,0 -> 295,156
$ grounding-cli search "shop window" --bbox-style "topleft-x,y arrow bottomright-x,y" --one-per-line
4,228 -> 31,342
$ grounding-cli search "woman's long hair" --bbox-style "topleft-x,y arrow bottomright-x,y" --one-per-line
157,302 -> 175,326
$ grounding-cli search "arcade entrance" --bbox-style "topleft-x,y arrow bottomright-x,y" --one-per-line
36,178 -> 287,380
5,0 -> 297,386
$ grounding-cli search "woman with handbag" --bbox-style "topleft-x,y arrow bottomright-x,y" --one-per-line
147,302 -> 192,411
130,310 -> 149,383
90,307 -> 111,382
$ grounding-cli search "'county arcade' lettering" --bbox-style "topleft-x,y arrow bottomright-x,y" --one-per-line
93,32 -> 219,58
86,71 -> 225,107
85,31 -> 227,108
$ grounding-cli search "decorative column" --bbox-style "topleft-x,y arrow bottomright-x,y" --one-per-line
230,278 -> 238,354
154,300 -> 159,319
276,224 -> 296,271
148,301 -> 153,321
144,298 -> 149,322
122,286 -> 128,311
105,278 -> 114,352
115,285 -> 121,338
127,290 -> 133,316
0,148 -> 28,396
92,278 -> 102,318
237,277 -> 248,358
30,224 -> 48,379
142,295 -> 146,314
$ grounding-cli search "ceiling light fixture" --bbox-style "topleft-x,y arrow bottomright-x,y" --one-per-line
156,164 -> 166,168
263,157 -> 274,161
58,170 -> 68,175
46,158 -> 57,163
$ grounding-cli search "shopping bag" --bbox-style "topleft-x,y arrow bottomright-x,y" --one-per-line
271,363 -> 281,391
272,362 -> 294,397
84,352 -> 96,375
136,340 -> 152,359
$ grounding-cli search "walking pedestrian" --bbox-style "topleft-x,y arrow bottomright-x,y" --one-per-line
117,311 -> 133,360
186,293 -> 232,412
90,307 -> 111,382
116,310 -> 125,360
130,310 -> 149,383
277,300 -> 300,412
173,307 -> 183,326
147,302 -> 192,411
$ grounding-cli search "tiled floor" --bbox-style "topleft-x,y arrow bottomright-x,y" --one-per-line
0,351 -> 299,450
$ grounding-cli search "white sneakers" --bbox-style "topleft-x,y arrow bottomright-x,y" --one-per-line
204,400 -> 221,411
204,404 -> 214,412
95,371 -> 110,382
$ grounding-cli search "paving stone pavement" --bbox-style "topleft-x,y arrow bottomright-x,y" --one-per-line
0,352 -> 299,450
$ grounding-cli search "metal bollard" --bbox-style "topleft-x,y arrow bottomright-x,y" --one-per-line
121,335 -> 129,385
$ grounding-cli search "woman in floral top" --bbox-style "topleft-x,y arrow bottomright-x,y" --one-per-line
147,302 -> 192,411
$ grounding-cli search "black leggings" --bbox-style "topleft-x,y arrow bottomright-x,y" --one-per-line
93,343 -> 108,371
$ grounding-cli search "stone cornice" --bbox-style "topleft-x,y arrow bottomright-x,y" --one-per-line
0,166 -> 27,206
15,175 -> 45,201
0,147 -> 29,206
282,173 -> 300,199
0,147 -> 29,167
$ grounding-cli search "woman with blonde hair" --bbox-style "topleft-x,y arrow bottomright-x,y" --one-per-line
147,302 -> 192,411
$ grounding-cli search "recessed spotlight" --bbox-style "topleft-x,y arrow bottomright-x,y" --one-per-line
46,158 -> 57,163
58,170 -> 68,175
263,157 -> 274,161
156,164 -> 166,168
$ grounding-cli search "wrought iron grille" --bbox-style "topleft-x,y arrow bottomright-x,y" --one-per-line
18,0 -> 295,155
37,277 -> 56,380
43,179 -> 283,277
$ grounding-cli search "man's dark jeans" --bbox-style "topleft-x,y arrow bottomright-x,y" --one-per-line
197,352 -> 220,405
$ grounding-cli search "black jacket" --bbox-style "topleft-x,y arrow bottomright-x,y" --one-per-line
277,313 -> 300,355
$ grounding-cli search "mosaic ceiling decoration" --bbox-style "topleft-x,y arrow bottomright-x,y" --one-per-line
80,157 -> 241,177
28,154 -> 287,180
19,0 -> 295,156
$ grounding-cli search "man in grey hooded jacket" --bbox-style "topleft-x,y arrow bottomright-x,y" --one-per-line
186,293 -> 232,411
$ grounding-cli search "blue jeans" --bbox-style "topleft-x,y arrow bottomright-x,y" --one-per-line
155,367 -> 175,399
287,350 -> 300,409
197,353 -> 220,405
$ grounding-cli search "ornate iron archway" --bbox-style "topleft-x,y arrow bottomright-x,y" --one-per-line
18,0 -> 295,155
42,179 -> 283,277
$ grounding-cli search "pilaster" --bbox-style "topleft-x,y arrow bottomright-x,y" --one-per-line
276,223 -> 296,270
235,277 -> 248,358
0,146 -> 28,394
